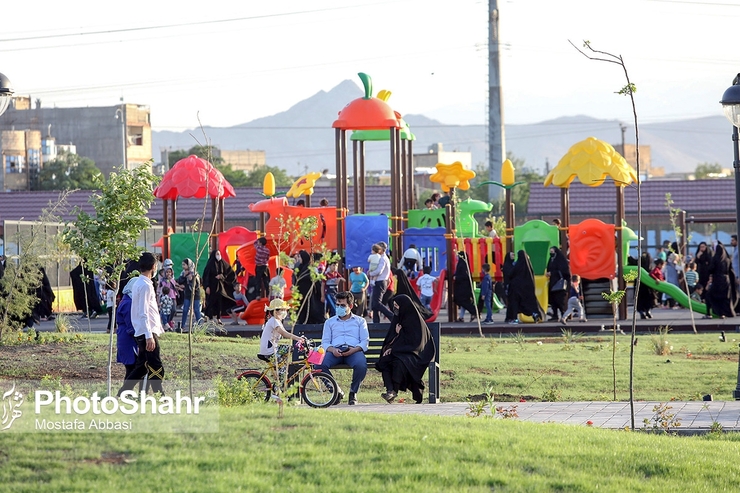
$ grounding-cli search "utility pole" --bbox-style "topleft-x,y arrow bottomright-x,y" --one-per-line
488,0 -> 505,202
620,122 -> 627,152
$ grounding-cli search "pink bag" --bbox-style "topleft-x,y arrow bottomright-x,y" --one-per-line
307,350 -> 325,365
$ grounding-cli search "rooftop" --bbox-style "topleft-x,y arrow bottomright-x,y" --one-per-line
527,178 -> 736,216
0,186 -> 394,223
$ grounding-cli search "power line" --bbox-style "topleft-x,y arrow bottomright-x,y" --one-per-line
0,1 -> 407,43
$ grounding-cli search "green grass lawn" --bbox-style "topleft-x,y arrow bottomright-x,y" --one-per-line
1,405 -> 739,492
1,331 -> 739,492
1,330 -> 738,403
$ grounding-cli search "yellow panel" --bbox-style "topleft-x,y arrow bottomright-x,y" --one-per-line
519,276 -> 549,323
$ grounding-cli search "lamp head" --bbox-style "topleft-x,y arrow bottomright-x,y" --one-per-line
0,72 -> 14,117
720,73 -> 740,128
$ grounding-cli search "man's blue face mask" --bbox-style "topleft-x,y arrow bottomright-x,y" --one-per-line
335,305 -> 348,317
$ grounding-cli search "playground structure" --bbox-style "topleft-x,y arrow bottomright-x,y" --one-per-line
153,75 -> 711,325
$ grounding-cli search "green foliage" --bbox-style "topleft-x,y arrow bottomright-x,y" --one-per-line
63,164 -> 158,273
34,150 -> 103,190
650,326 -> 672,356
641,403 -> 681,434
694,162 -> 723,179
168,145 -> 224,167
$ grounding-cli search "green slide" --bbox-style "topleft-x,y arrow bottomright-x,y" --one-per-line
624,266 -> 708,315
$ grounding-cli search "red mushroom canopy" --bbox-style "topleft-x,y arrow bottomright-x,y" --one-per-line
154,155 -> 236,200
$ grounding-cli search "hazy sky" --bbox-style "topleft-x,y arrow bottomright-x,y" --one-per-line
1,0 -> 738,130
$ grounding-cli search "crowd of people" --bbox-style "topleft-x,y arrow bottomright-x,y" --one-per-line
637,237 -> 740,319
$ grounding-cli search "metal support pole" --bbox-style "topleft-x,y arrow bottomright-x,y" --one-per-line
732,125 -> 740,400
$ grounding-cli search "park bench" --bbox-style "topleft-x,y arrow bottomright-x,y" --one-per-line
293,322 -> 441,403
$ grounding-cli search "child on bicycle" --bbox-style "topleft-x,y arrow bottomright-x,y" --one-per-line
257,298 -> 305,382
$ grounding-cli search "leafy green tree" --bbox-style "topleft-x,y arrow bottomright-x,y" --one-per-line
461,154 -> 538,218
694,162 -> 723,179
168,145 -> 225,168
214,163 -> 250,187
241,165 -> 294,188
63,164 -> 159,395
510,165 -> 545,220
35,151 -> 102,190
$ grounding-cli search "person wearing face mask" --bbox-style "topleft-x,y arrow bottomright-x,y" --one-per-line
203,249 -> 237,325
318,291 -> 369,405
257,299 -> 305,380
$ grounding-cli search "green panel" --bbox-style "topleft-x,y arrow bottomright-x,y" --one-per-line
514,220 -> 559,276
169,233 -> 210,278
408,209 -> 446,229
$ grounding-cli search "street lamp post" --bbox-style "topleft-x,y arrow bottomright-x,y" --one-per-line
0,72 -> 14,117
719,74 -> 740,400
115,107 -> 126,170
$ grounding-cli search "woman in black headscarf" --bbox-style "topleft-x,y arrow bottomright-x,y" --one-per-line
546,246 -> 570,321
694,242 -> 713,291
453,252 -> 478,322
71,261 -> 102,318
391,267 -> 433,321
499,251 -> 516,316
375,294 -> 436,404
505,250 -> 545,324
295,250 -> 326,324
203,250 -> 236,324
706,243 -> 737,318
635,251 -> 658,319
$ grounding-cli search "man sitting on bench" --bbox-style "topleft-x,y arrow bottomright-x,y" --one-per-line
318,291 -> 369,405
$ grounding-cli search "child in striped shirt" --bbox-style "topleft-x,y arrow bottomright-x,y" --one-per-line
684,262 -> 698,294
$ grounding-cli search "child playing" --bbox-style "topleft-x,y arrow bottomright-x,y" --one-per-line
269,268 -> 287,300
684,261 -> 698,294
416,265 -> 437,312
230,282 -> 249,325
322,262 -> 343,317
479,264 -> 494,324
691,283 -> 704,303
159,285 -> 175,331
257,298 -> 305,382
560,274 -> 587,324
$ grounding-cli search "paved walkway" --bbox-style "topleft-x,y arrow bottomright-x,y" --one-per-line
328,400 -> 740,433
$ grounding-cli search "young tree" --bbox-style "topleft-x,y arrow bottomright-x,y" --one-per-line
63,163 -> 159,395
35,150 -> 103,190
572,40 -> 642,430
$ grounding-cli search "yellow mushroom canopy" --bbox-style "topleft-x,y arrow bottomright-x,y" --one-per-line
544,137 -> 638,188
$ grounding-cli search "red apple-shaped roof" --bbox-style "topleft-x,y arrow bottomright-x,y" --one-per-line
332,97 -> 401,130
154,155 -> 236,200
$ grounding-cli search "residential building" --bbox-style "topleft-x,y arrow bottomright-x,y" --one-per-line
0,97 -> 152,177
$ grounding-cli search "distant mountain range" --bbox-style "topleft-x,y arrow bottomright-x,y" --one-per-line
152,80 -> 732,176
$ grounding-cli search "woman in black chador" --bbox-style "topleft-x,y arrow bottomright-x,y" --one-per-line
706,243 -> 737,319
635,252 -> 658,319
70,261 -> 101,318
203,249 -> 236,324
546,246 -> 570,321
295,250 -> 325,324
375,294 -> 436,404
694,241 -> 713,292
453,252 -> 478,322
505,250 -> 545,324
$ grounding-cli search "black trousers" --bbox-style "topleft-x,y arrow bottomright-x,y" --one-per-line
118,334 -> 165,395
255,265 -> 270,299
371,280 -> 394,323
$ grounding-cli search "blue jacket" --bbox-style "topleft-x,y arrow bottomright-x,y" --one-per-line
116,293 -> 138,365
480,273 -> 493,300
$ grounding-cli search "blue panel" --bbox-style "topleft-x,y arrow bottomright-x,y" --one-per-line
402,227 -> 447,277
344,215 -> 389,270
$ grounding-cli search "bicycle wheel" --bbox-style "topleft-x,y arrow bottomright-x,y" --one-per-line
236,371 -> 272,403
300,371 -> 338,408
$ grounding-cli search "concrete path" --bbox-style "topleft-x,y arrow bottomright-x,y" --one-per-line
328,400 -> 740,433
